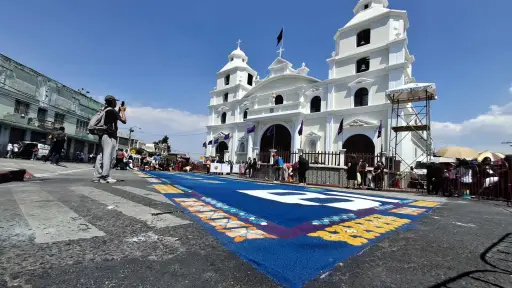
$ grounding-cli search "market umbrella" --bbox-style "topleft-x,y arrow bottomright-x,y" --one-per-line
477,151 -> 505,162
436,146 -> 479,159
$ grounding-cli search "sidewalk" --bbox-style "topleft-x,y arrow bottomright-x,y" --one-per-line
218,173 -> 450,203
0,158 -> 93,182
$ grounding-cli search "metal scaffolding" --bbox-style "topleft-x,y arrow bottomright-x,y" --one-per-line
386,83 -> 437,186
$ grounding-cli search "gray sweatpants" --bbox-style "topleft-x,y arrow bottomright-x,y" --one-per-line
94,135 -> 117,179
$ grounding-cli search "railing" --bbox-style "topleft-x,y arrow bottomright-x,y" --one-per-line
257,150 -> 379,167
299,151 -> 342,166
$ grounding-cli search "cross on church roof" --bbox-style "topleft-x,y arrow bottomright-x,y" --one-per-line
277,46 -> 285,58
237,39 -> 242,49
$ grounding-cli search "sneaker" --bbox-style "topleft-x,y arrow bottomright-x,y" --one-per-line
99,177 -> 117,184
92,178 -> 100,183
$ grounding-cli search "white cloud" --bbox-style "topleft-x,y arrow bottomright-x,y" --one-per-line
125,106 -> 208,157
432,101 -> 512,154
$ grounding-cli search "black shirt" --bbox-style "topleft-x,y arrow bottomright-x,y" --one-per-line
52,131 -> 67,146
104,108 -> 121,138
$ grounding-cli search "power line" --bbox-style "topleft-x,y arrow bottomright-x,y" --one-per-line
119,129 -> 206,137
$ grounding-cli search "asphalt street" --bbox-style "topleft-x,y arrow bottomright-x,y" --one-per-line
1,159 -> 512,288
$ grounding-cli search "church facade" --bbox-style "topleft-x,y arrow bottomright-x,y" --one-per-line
205,0 -> 426,165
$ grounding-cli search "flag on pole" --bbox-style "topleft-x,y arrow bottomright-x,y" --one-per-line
377,120 -> 382,138
214,138 -> 219,145
247,125 -> 255,134
207,140 -> 212,145
337,118 -> 344,136
202,142 -> 207,148
267,125 -> 275,136
224,133 -> 230,140
276,27 -> 283,46
298,120 -> 303,136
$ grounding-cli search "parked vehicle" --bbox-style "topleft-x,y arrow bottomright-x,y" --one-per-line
12,141 -> 50,160
37,143 -> 50,160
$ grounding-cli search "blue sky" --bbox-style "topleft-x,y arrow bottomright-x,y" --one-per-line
1,0 -> 512,155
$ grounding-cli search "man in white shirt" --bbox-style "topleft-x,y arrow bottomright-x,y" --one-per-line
7,143 -> 13,158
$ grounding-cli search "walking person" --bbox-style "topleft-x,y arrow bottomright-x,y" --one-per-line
246,158 -> 252,178
251,158 -> 258,178
32,145 -> 39,161
49,127 -> 67,165
206,158 -> 211,174
298,155 -> 309,185
93,95 -> 127,183
273,154 -> 283,181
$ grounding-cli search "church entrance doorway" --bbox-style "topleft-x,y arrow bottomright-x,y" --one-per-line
343,134 -> 376,166
260,124 -> 292,163
215,141 -> 229,162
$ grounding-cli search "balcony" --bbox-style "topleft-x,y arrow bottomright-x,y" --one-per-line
2,113 -> 30,125
27,118 -> 58,131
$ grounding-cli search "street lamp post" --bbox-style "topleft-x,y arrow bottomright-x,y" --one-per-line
128,126 -> 141,152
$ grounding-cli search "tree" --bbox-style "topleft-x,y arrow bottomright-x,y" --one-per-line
153,135 -> 169,145
153,135 -> 170,154
134,148 -> 145,155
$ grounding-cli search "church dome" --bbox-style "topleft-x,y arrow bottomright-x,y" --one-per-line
218,40 -> 255,73
229,48 -> 247,59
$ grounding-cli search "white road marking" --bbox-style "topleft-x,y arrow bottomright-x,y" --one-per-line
200,180 -> 224,184
0,188 -> 33,242
113,186 -> 175,206
71,186 -> 189,228
452,222 -> 477,227
12,186 -> 105,243
0,181 -> 43,188
33,167 -> 93,177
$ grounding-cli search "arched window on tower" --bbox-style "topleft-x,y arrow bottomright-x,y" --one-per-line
243,109 -> 248,120
247,73 -> 253,86
356,57 -> 370,73
310,96 -> 321,113
223,93 -> 228,102
357,29 -> 371,47
238,142 -> 246,153
224,75 -> 230,86
221,112 -> 227,124
275,95 -> 283,105
354,88 -> 369,107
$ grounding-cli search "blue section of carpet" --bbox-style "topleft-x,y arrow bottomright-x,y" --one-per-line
146,172 -> 436,287
148,172 -> 407,228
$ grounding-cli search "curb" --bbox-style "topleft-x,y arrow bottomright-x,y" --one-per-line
0,169 -> 28,184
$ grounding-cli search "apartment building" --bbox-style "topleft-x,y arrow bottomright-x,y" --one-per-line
0,54 -> 103,158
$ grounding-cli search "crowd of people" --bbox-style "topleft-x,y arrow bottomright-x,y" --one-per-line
407,156 -> 512,199
346,157 -> 385,190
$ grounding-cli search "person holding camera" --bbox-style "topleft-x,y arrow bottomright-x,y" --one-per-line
93,95 -> 127,183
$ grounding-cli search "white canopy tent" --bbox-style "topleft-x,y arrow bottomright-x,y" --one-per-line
386,82 -> 437,103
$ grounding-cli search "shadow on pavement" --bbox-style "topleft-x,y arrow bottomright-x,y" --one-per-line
429,233 -> 512,288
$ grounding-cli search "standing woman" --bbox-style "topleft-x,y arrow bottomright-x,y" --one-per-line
346,156 -> 358,188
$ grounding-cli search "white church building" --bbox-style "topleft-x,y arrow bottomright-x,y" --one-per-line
205,0 -> 429,166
